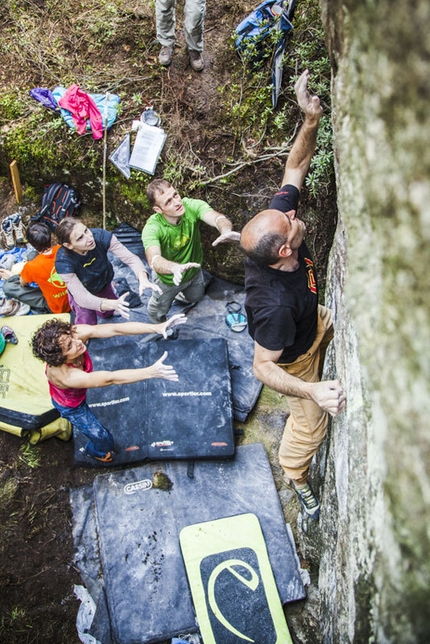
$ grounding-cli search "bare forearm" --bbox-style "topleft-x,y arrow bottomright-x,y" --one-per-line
282,116 -> 320,187
214,215 -> 233,234
84,321 -> 162,339
253,359 -> 313,399
150,254 -> 178,275
254,357 -> 346,416
84,367 -> 160,388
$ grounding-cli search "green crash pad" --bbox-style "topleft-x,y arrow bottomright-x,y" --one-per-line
0,313 -> 72,442
180,513 -> 293,644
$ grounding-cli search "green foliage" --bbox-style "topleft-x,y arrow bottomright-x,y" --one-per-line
0,0 -> 334,226
0,89 -> 101,183
306,116 -> 334,198
0,476 -> 18,506
0,606 -> 27,631
118,176 -> 150,210
219,0 -> 333,204
0,92 -> 26,125
18,443 -> 41,469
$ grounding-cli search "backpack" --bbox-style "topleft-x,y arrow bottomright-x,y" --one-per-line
31,182 -> 81,232
235,0 -> 296,105
235,0 -> 295,53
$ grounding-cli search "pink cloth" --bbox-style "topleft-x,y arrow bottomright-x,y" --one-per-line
58,84 -> 103,140
47,352 -> 92,407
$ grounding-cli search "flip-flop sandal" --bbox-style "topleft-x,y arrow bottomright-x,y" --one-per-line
225,301 -> 248,332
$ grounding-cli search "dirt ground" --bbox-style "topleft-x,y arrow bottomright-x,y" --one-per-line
0,429 -> 94,642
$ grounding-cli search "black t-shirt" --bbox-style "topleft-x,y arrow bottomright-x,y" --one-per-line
55,228 -> 114,295
244,185 -> 318,363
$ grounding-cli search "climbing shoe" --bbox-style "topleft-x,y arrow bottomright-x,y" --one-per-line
1,325 -> 18,344
94,451 -> 114,463
1,217 -> 15,250
11,213 -> 25,244
159,45 -> 173,66
291,481 -> 320,520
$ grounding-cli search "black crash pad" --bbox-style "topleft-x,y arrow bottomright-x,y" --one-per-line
74,337 -> 234,467
180,514 -> 293,644
110,222 -> 262,423
81,443 -> 305,644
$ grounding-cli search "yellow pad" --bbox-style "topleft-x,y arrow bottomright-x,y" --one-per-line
0,313 -> 71,442
180,513 -> 292,644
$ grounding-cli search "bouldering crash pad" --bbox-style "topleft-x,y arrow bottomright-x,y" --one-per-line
75,337 -> 234,467
70,443 -> 305,644
0,313 -> 72,443
110,222 -> 262,423
180,513 -> 293,644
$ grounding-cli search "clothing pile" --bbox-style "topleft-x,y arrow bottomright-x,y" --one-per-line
30,85 -> 120,139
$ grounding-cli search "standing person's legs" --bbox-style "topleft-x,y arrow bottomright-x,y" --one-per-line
184,0 -> 205,51
52,400 -> 115,460
278,308 -> 334,485
3,275 -> 49,313
156,0 -> 176,46
68,283 -> 117,325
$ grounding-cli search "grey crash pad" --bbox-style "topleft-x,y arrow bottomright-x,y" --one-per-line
109,222 -> 262,422
75,337 -> 234,467
78,443 -> 305,644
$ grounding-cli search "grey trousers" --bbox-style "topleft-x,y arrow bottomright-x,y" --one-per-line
3,275 -> 49,314
156,0 -> 206,51
147,268 -> 205,323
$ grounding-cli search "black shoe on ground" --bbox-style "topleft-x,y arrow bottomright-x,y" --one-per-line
291,481 -> 320,520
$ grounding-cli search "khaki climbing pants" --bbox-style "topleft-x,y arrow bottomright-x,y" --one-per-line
156,0 -> 206,51
278,305 -> 334,485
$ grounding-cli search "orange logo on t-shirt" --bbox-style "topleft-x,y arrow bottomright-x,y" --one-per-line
304,257 -> 317,294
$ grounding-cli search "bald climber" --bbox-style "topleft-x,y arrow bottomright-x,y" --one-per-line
240,70 -> 346,520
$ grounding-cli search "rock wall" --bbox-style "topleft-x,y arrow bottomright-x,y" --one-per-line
302,1 -> 430,642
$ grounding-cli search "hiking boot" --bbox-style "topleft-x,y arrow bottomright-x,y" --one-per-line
10,213 -> 25,244
1,325 -> 18,344
159,45 -> 173,66
1,217 -> 15,250
291,481 -> 320,520
94,451 -> 114,463
189,49 -> 204,72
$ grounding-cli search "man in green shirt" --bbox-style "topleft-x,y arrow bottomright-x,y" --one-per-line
142,179 -> 240,323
